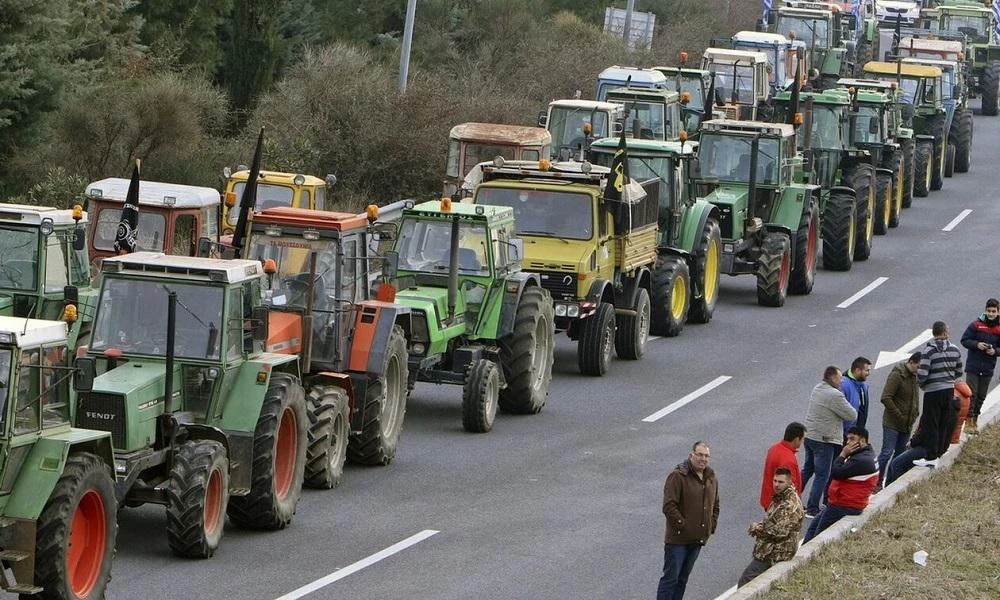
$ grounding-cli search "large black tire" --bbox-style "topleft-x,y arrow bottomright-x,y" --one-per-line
688,219 -> 721,324
944,143 -> 956,178
462,359 -> 500,433
498,286 -> 554,414
951,108 -> 973,173
854,40 -> 873,78
304,385 -> 349,489
822,190 -> 857,272
913,140 -> 933,198
166,440 -> 229,559
756,232 -> 791,308
789,198 -> 818,295
227,373 -> 307,530
901,138 -> 915,208
615,288 -> 650,360
928,115 -> 946,191
883,150 -> 903,229
649,257 -> 690,337
981,61 -> 1000,116
845,166 -> 874,261
347,324 -> 408,465
873,171 -> 892,236
33,453 -> 117,600
577,301 -> 616,376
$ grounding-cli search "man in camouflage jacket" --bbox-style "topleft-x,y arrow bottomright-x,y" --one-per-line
738,467 -> 805,587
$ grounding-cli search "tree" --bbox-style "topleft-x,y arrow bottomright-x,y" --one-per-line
130,0 -> 234,74
222,0 -> 281,128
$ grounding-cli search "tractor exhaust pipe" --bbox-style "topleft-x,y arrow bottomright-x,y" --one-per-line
164,291 -> 176,416
447,216 -> 460,322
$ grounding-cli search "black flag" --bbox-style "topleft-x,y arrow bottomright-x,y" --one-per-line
113,159 -> 141,254
231,128 -> 264,259
603,129 -> 630,202
785,75 -> 800,126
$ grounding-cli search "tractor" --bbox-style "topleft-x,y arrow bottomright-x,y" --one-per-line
701,48 -> 773,119
444,123 -> 551,198
538,98 -> 625,161
768,1 -> 852,89
220,169 -> 337,235
655,51 -> 725,133
934,0 -> 1000,115
595,66 -> 669,100
604,87 -> 685,141
75,252 -> 308,558
714,31 -> 809,97
0,316 -> 117,599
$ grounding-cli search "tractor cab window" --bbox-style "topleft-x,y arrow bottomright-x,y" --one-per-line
941,14 -> 989,42
475,187 -> 595,241
314,186 -> 326,211
173,214 -> 197,256
202,206 -> 219,239
710,64 -> 756,105
14,349 -> 40,434
227,183 -> 295,226
851,106 -> 882,144
614,101 -> 666,139
40,345 -> 69,427
227,287 -> 244,361
94,208 -> 166,252
548,107 -> 610,154
396,219 -> 491,275
809,106 -> 845,149
463,144 -> 517,177
0,349 -> 11,430
677,76 -> 707,111
777,16 -> 829,48
248,235 -> 339,311
0,227 -> 39,291
699,134 -> 780,185
43,232 -> 85,292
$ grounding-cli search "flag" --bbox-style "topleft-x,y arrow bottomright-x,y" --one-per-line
603,129 -> 630,202
993,0 -> 1000,43
762,0 -> 773,26
785,76 -> 800,126
113,159 -> 140,254
231,128 -> 264,259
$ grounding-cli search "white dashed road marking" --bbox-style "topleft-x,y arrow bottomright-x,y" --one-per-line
942,209 -> 972,232
837,277 -> 889,309
642,376 -> 732,423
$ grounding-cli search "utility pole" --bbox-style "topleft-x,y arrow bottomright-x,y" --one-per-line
623,0 -> 635,50
398,0 -> 418,93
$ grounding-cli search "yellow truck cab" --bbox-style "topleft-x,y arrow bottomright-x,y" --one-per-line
221,169 -> 336,234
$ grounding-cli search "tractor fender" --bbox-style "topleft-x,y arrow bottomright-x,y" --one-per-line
497,272 -> 540,338
874,167 -> 894,178
180,423 -> 246,491
217,360 -> 304,433
763,224 -> 793,238
914,133 -> 935,143
829,185 -> 857,199
676,201 -> 721,255
348,300 -> 411,376
615,267 -> 651,311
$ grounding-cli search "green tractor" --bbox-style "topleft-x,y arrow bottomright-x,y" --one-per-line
386,200 -> 555,432
934,0 -> 1000,115
769,1 -> 851,89
0,316 -> 117,599
693,120 -> 823,306
75,252 -> 308,558
654,60 -> 719,133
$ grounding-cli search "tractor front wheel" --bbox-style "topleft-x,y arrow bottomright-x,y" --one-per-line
981,61 -> 1000,116
688,219 -> 721,324
650,257 -> 690,337
498,286 -> 554,414
304,385 -> 350,489
578,302 -> 616,376
167,440 -> 230,558
901,138 -> 915,208
913,141 -> 933,198
789,198 -> 818,295
821,190 -> 857,272
462,359 -> 500,433
615,288 -> 650,360
951,108 -> 973,172
757,233 -> 791,307
348,325 -> 408,465
874,172 -> 892,235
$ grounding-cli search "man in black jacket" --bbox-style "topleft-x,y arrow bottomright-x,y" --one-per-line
960,299 -> 1000,433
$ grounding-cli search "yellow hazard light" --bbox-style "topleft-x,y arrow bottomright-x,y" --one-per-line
256,371 -> 268,384
680,92 -> 691,104
830,5 -> 839,12
366,204 -> 379,222
441,197 -> 452,212
72,204 -> 83,221
679,130 -> 689,142
62,304 -> 78,323
262,258 -> 277,274
679,51 -> 689,64
225,191 -> 237,208
376,282 -> 397,302
794,112 -> 804,125
539,159 -> 551,171
890,81 -> 898,89
849,87 -> 857,94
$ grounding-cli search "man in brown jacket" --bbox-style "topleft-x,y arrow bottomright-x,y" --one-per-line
875,352 -> 921,490
657,441 -> 720,600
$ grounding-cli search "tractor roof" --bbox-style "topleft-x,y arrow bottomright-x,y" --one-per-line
899,37 -> 965,53
0,203 -> 86,227
406,199 -> 513,223
448,123 -> 551,146
589,137 -> 697,156
902,57 -> 958,72
701,119 -> 796,137
777,5 -> 838,18
0,316 -> 67,348
837,78 -> 898,92
652,66 -> 711,78
863,61 -> 943,78
228,170 -> 328,187
548,98 -> 622,112
597,66 -> 668,86
86,178 -> 219,209
606,87 -> 680,103
937,3 -> 991,14
702,48 -> 770,64
253,206 -> 368,231
776,87 -> 851,104
731,31 -> 793,45
101,251 -> 265,284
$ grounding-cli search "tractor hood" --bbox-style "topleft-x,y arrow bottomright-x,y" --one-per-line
91,359 -> 177,402
395,285 -> 468,323
704,185 -> 749,209
520,237 -> 596,272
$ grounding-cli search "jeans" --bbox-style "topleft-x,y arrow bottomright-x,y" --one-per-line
801,438 -> 838,514
803,504 -> 862,542
967,373 -> 991,418
885,446 -> 927,486
656,543 -> 702,600
877,426 -> 910,485
919,389 -> 952,460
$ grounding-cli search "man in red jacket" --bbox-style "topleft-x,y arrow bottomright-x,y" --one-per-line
803,426 -> 878,542
759,422 -> 806,509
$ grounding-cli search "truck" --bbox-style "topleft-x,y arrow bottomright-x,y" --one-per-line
444,123 -> 551,199
221,169 -> 337,235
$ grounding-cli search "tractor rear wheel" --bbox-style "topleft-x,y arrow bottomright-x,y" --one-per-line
929,116 -> 946,190
462,359 -> 500,433
981,61 -> 1000,116
951,108 -> 973,172
498,286 -> 554,414
944,143 -> 956,178
822,190 -> 857,272
227,373 -> 307,530
33,453 -> 116,600
167,440 -> 229,558
901,138 -> 915,208
913,140 -> 933,198
885,151 -> 903,228
650,256 -> 690,337
615,288 -> 650,360
846,166 -> 874,261
688,219 -> 721,324
874,172 -> 892,235
756,232 -> 791,308
578,302 -> 616,376
304,385 -> 350,489
347,325 -> 408,465
789,198 -> 818,295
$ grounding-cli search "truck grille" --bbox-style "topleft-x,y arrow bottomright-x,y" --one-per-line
537,271 -> 578,300
77,393 -> 126,448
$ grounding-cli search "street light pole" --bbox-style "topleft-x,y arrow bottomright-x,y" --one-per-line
398,0 -> 418,93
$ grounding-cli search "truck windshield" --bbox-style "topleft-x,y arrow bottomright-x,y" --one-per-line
475,188 -> 594,241
0,227 -> 39,290
92,279 -> 225,360
547,107 -> 610,154
228,183 -> 296,226
247,235 -> 342,311
777,16 -> 829,48
396,219 -> 490,275
94,208 -> 166,252
699,134 -> 780,185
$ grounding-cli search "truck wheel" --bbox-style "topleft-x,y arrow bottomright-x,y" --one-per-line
873,171 -> 891,235
304,385 -> 350,489
944,143 -> 956,178
913,141 -> 933,197
348,325 -> 408,465
901,138 -> 915,208
498,286 -> 554,414
981,61 -> 1000,116
846,165 -> 874,261
166,440 -> 229,558
756,232 -> 791,308
33,453 -> 117,600
951,108 -> 973,173
821,190 -> 857,272
688,219 -> 721,324
650,257 -> 690,337
789,198 -> 818,295
615,288 -> 650,360
578,302 -> 615,376
462,359 -> 500,433
929,116 -> 946,190
227,373 -> 307,530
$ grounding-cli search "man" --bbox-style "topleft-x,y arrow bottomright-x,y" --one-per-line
960,299 -> 1000,434
738,467 -> 805,587
657,441 -> 720,600
801,366 -> 857,517
759,422 -> 806,510
914,321 -> 963,466
803,426 -> 878,542
875,352 -> 921,490
841,356 -> 872,433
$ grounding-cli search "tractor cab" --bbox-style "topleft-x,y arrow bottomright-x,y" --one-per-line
770,2 -> 850,87
701,48 -> 771,119
444,123 -> 551,199
221,169 -> 337,235
538,99 -> 625,161
595,66 -> 669,101
605,87 -> 684,141
655,62 -> 723,132
726,31 -> 808,96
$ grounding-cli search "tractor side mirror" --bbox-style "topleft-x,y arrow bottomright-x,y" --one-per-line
73,226 -> 86,251
869,117 -> 879,134
537,111 -> 548,127
73,357 -> 96,392
381,250 -> 399,279
251,306 -> 269,342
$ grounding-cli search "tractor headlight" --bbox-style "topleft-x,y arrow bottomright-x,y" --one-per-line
567,305 -> 580,317
555,304 -> 567,316
411,342 -> 426,355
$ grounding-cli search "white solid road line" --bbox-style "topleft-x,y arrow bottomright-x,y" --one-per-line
942,209 -> 973,232
274,529 -> 439,600
836,277 -> 889,309
642,376 -> 732,423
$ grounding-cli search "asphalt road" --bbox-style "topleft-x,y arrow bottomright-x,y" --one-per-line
108,102 -> 1000,600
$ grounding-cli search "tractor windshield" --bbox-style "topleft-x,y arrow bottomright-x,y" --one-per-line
677,76 -> 706,111
0,226 -> 39,291
617,101 -> 666,139
777,15 -> 830,48
941,14 -> 989,42
896,77 -> 920,105
547,107 -> 610,155
247,235 -> 347,312
850,106 -> 883,144
92,278 -> 225,360
710,64 -> 756,105
396,219 -> 491,275
699,133 -> 780,185
227,183 -> 296,227
93,207 -> 166,252
808,106 -> 845,150
475,188 -> 594,241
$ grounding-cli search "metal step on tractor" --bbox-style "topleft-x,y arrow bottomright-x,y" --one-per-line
933,0 -> 1000,115
0,316 -> 117,599
74,252 -> 309,559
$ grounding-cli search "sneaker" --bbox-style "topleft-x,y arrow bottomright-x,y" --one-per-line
804,510 -> 818,519
912,458 -> 939,468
